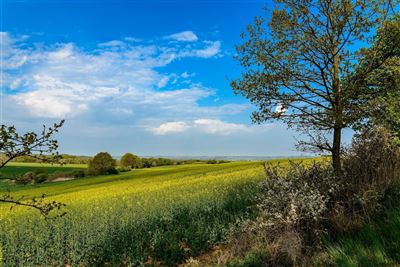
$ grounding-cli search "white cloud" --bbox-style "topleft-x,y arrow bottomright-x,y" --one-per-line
166,31 -> 198,42
193,119 -> 249,135
2,32 -> 240,136
192,41 -> 221,58
151,121 -> 190,135
148,119 -> 271,136
98,40 -> 126,47
48,43 -> 74,60
157,76 -> 170,88
124,37 -> 141,42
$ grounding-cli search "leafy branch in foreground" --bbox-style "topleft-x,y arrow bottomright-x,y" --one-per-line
0,193 -> 66,218
0,120 -> 66,217
0,120 -> 65,168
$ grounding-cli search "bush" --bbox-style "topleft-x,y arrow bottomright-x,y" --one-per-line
33,173 -> 48,184
106,168 -> 119,175
331,126 -> 400,231
88,152 -> 117,175
72,170 -> 85,178
226,127 -> 400,266
14,172 -> 34,185
117,167 -> 131,173
258,162 -> 339,263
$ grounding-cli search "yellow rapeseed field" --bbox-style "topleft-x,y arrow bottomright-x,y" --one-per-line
0,159 -> 308,266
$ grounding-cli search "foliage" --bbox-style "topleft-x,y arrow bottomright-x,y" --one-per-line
14,172 -> 35,185
11,154 -> 92,164
331,127 -> 400,229
207,159 -> 230,164
231,0 -> 398,172
87,152 -> 117,175
0,121 -> 66,216
71,169 -> 86,178
33,173 -> 48,184
226,249 -> 269,267
351,16 -> 400,138
140,157 -> 175,168
0,120 -> 64,168
120,153 -> 140,169
319,186 -> 400,266
250,162 -> 339,265
223,127 -> 400,266
0,193 -> 66,217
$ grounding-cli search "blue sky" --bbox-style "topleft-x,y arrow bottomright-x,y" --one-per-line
1,0 -> 319,157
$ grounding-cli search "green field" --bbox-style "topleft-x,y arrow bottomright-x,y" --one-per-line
0,160 -> 278,266
0,162 -> 86,179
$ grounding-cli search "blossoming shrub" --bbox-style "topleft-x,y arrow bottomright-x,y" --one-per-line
227,127 -> 400,266
254,162 -> 339,264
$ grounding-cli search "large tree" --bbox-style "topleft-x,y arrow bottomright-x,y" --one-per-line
231,0 -> 398,173
120,153 -> 140,169
88,152 -> 117,175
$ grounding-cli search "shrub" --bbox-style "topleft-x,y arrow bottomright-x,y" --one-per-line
14,172 -> 34,185
258,162 -> 339,262
226,127 -> 400,266
331,126 -> 400,231
33,168 -> 47,176
88,152 -> 117,175
72,170 -> 85,178
33,173 -> 48,184
117,167 -> 131,173
106,168 -> 119,175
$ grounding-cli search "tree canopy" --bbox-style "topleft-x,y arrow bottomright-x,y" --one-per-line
349,16 -> 400,138
231,0 -> 398,172
88,152 -> 117,175
120,153 -> 140,169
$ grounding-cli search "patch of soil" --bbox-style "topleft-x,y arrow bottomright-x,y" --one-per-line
51,177 -> 75,182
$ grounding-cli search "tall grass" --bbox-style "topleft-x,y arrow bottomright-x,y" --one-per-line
325,186 -> 400,267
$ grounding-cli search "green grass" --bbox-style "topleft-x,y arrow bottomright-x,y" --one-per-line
325,186 -> 400,267
0,160 -> 277,266
0,162 -> 86,179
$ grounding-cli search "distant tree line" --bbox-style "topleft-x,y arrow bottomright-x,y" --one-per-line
10,154 -> 92,165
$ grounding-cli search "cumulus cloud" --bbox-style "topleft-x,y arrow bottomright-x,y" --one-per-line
166,31 -> 198,42
150,121 -> 190,135
149,119 -> 271,136
193,119 -> 249,135
1,32 -> 228,120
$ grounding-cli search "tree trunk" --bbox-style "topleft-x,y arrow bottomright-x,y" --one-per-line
332,126 -> 342,175
332,38 -> 343,175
